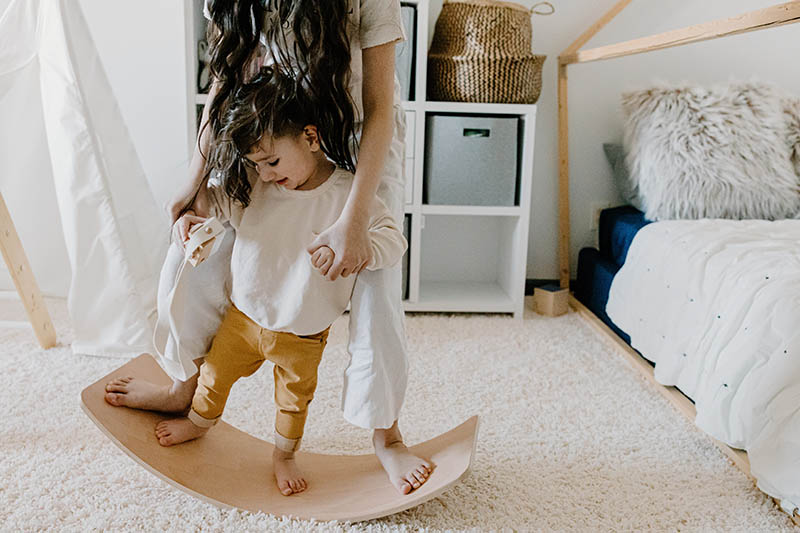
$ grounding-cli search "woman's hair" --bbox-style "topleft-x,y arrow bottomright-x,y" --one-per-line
202,0 -> 357,201
209,67 -> 315,206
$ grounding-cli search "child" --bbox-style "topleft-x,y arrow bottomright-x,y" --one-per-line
153,69 -> 408,497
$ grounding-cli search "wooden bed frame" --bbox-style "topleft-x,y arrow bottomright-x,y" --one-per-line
557,0 -> 800,288
557,1 -> 800,526
571,296 -> 800,526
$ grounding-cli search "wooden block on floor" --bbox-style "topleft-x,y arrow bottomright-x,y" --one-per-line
532,285 -> 569,316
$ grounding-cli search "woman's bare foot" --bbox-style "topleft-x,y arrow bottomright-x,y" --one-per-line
273,448 -> 307,496
373,421 -> 433,494
155,418 -> 208,446
104,375 -> 196,413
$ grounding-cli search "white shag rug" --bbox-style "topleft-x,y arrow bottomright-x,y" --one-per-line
0,298 -> 795,532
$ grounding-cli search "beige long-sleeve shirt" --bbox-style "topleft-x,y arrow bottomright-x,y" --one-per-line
209,168 -> 406,335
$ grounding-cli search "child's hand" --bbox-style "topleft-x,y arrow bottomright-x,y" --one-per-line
172,212 -> 208,250
307,214 -> 372,281
311,246 -> 335,276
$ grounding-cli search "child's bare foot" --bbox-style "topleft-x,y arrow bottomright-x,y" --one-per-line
273,448 -> 307,496
104,376 -> 195,413
373,421 -> 433,494
155,418 -> 208,446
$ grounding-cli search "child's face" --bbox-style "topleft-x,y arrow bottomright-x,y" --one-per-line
244,126 -> 322,190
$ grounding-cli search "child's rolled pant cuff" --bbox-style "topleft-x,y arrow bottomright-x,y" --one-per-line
188,408 -> 219,428
274,431 -> 301,453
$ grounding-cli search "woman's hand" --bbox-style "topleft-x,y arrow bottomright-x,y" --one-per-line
307,212 -> 373,281
165,179 -> 210,225
172,212 -> 209,250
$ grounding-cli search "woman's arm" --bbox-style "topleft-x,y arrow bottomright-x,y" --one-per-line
166,78 -> 220,230
365,198 -> 407,271
308,41 -> 398,281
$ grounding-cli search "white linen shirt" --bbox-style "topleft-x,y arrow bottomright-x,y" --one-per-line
209,168 -> 407,335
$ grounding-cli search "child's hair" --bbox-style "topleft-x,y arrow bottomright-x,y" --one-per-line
209,67 -> 315,207
202,0 -> 357,194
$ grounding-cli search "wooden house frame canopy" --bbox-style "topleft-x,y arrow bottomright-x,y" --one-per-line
556,0 -> 800,288
558,2 -> 800,525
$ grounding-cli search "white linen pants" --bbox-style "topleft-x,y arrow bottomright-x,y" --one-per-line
154,105 -> 409,430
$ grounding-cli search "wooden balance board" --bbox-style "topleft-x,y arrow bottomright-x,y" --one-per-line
81,354 -> 479,522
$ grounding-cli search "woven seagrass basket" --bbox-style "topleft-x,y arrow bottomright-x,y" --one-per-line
427,0 -> 552,104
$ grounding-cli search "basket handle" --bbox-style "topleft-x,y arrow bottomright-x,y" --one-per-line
530,1 -> 555,15
442,0 -> 555,13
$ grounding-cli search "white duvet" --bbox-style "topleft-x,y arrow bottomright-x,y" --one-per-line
606,219 -> 800,509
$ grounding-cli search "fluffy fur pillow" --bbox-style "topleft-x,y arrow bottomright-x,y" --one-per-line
621,82 -> 800,221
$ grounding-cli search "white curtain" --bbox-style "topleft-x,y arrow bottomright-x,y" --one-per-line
0,0 -> 168,357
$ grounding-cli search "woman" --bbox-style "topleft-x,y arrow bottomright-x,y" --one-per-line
106,0 -> 430,494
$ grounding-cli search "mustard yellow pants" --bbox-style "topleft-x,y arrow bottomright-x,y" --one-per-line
187,304 -> 329,452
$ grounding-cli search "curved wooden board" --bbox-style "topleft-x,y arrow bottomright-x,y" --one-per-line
80,354 -> 478,522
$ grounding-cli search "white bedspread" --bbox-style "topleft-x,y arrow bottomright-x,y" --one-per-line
606,219 -> 800,509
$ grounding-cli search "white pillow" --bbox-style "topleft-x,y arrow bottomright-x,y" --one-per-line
622,82 -> 800,221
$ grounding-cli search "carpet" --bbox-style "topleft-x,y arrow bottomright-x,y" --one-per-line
0,298 -> 794,531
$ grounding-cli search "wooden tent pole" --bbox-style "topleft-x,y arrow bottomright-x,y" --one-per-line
0,192 -> 56,348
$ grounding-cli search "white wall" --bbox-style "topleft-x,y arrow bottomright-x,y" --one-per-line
508,0 -> 800,279
77,0 -> 193,208
4,0 -> 797,297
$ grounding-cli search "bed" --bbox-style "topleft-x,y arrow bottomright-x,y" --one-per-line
558,0 -> 800,525
575,209 -> 800,515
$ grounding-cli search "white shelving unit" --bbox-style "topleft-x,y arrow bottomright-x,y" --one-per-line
186,0 -> 209,139
186,0 -> 537,319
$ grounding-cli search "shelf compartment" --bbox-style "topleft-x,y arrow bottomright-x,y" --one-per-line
423,113 -> 523,208
417,215 -> 519,314
406,281 -> 513,313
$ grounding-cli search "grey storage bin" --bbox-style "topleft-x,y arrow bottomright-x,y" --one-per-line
424,114 -> 519,206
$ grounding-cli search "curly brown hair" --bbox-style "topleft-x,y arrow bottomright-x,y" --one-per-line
209,67 -> 315,206
200,0 -> 357,207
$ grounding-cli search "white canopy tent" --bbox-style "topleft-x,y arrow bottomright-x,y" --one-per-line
0,0 -> 168,357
